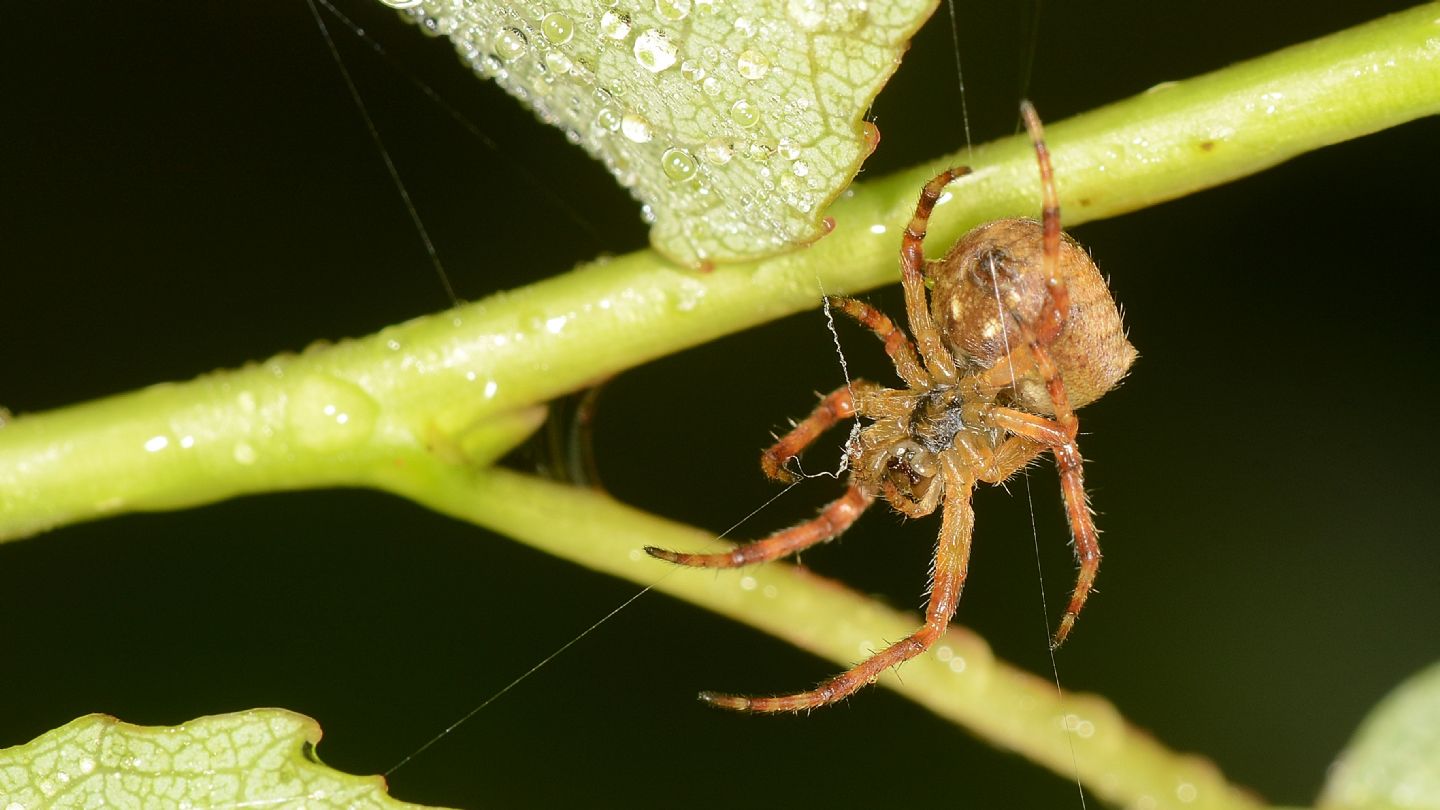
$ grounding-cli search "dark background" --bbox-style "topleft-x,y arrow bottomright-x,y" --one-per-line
3,2 -> 1437,807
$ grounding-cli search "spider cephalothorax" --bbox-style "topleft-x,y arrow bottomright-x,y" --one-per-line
647,103 -> 1136,713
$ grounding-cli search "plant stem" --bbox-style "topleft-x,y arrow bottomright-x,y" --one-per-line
3,5 -> 1435,542
390,463 -> 1267,810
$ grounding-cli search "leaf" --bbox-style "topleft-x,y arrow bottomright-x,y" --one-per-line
0,710 -> 447,810
1320,661 -> 1440,810
393,0 -> 936,266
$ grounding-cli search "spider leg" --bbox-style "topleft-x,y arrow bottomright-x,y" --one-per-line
759,381 -> 880,483
989,406 -> 1097,649
644,485 -> 872,568
702,454 -> 975,712
823,296 -> 929,390
900,168 -> 971,384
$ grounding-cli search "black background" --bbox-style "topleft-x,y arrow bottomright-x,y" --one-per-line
3,2 -> 1438,807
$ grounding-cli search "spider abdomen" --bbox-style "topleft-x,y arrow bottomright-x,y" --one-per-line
930,219 -> 1136,414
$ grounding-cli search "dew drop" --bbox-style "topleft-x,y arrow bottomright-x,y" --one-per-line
621,112 -> 654,143
595,106 -> 621,133
493,27 -> 528,61
599,10 -> 631,40
655,0 -> 692,21
633,29 -> 677,73
703,138 -> 733,165
736,49 -> 770,80
791,160 -> 809,177
640,204 -> 658,224
776,138 -> 800,160
680,60 -> 706,82
701,76 -> 721,96
545,50 -> 573,74
729,99 -> 760,129
733,17 -> 755,37
660,147 -> 697,181
475,54 -> 502,77
784,0 -> 868,32
540,12 -> 574,45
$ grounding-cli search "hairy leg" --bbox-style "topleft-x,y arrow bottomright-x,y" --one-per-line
701,454 -> 975,711
645,485 -> 872,568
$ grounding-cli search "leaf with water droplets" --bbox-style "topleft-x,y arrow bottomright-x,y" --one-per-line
1320,661 -> 1440,809
395,0 -> 936,266
0,711 -> 448,809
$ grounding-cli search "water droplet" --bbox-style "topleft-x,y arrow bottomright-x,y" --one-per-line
595,106 -> 621,132
680,60 -> 706,82
493,27 -> 528,61
660,147 -> 697,181
785,0 -> 868,32
599,10 -> 631,40
776,138 -> 800,160
640,204 -> 657,224
701,76 -> 721,96
791,160 -> 809,177
633,29 -> 677,73
733,17 -> 755,36
540,11 -> 574,45
289,376 -> 379,453
729,99 -> 760,128
473,54 -> 498,78
703,138 -> 733,165
736,49 -> 770,80
655,0 -> 692,21
545,50 -> 573,74
620,113 -> 653,143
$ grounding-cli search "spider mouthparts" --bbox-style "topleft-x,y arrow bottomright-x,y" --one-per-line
697,691 -> 753,711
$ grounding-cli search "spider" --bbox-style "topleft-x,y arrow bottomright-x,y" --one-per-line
646,102 -> 1137,713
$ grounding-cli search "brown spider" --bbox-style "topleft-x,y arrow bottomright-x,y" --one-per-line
646,103 -> 1136,713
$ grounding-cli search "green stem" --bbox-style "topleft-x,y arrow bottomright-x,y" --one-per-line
391,464 -> 1266,810
1,4 -> 1437,804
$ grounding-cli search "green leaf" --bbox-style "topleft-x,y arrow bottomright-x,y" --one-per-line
1320,661 -> 1440,810
0,711 -> 446,810
395,0 -> 935,266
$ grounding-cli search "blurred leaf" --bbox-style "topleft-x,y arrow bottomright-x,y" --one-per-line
0,711 -> 446,809
396,0 -> 935,266
1320,661 -> 1440,810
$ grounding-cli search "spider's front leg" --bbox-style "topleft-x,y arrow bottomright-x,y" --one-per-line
646,380 -> 880,569
702,453 -> 976,712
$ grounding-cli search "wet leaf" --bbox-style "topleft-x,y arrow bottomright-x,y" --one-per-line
394,0 -> 936,266
0,710 -> 446,809
1320,661 -> 1440,810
